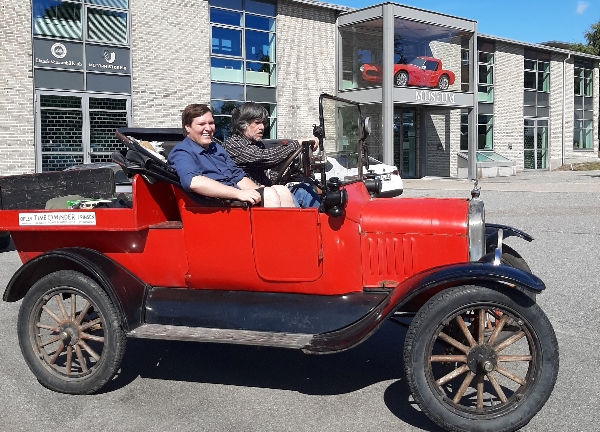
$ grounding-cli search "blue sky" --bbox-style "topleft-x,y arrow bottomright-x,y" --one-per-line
334,1 -> 598,45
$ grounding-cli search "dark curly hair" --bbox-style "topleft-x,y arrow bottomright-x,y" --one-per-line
230,102 -> 268,135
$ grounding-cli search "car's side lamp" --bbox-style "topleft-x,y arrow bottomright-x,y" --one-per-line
363,171 -> 382,197
320,177 -> 347,217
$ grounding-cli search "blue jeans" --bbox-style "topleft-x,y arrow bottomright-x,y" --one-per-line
289,182 -> 320,208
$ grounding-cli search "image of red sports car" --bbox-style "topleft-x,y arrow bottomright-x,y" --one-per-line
360,56 -> 456,90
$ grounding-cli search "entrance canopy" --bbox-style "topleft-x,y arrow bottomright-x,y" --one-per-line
336,3 -> 479,178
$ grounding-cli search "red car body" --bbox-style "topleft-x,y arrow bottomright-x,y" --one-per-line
360,56 -> 456,89
1,176 -> 472,296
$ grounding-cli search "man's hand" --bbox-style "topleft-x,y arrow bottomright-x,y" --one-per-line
235,188 -> 261,205
299,137 -> 319,152
189,175 -> 261,204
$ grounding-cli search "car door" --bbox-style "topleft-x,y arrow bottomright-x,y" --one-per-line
250,207 -> 323,282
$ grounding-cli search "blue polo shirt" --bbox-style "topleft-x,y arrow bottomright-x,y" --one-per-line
168,136 -> 246,192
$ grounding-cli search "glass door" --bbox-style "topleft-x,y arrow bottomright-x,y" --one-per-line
524,119 -> 548,170
394,109 -> 416,178
35,91 -> 131,172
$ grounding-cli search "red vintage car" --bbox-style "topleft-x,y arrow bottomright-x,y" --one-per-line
360,56 -> 456,90
1,95 -> 557,432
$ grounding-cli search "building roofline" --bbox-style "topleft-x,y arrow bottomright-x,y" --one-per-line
289,0 -> 354,12
336,2 -> 476,24
291,1 -> 599,60
480,33 -> 600,60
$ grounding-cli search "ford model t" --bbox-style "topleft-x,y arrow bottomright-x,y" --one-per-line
1,95 -> 557,432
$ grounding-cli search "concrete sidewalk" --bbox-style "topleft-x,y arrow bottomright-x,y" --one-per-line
403,170 -> 600,193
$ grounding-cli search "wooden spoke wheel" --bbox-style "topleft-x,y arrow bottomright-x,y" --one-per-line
18,270 -> 126,394
404,285 -> 558,432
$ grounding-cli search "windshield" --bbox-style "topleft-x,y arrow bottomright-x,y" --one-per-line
409,57 -> 426,68
329,152 -> 381,169
320,96 -> 361,153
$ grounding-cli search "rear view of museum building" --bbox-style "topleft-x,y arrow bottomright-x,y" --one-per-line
1,0 -> 599,178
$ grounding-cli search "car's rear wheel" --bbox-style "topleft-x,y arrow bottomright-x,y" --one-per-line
17,270 -> 126,394
437,74 -> 450,90
404,285 -> 558,432
394,71 -> 409,87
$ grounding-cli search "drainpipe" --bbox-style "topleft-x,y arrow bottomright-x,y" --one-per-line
562,52 -> 571,167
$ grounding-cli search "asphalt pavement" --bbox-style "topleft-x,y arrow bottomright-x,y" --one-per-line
0,169 -> 599,431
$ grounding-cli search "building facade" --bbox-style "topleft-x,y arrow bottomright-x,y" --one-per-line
1,0 -> 598,178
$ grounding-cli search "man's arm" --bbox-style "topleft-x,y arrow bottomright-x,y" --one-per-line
224,136 -> 300,168
189,175 -> 261,204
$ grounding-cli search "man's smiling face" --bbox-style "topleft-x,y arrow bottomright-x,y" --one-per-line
185,112 -> 216,148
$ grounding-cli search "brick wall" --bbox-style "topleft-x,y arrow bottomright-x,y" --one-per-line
130,0 -> 210,129
429,38 -> 462,92
493,42 -> 524,169
0,1 -> 35,175
549,53 -> 564,167
276,1 -> 337,140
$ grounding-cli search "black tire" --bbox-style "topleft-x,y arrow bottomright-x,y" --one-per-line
437,74 -> 450,90
17,270 -> 126,394
500,244 -> 531,273
404,285 -> 558,432
394,70 -> 409,87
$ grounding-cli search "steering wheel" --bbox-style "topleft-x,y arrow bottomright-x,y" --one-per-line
273,145 -> 303,185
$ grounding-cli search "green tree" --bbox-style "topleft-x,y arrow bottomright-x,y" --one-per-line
583,21 -> 600,55
569,20 -> 600,55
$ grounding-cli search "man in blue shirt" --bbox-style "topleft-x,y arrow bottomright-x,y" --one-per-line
169,104 -> 296,207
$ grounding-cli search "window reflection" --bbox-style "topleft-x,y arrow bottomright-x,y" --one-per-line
212,27 -> 242,56
33,0 -> 82,40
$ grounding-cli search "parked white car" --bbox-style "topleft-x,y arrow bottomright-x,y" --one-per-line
325,152 -> 403,197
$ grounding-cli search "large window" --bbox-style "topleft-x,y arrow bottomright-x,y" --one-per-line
32,0 -> 131,94
38,94 -> 130,171
33,0 -> 129,44
460,111 -> 493,151
339,17 -> 469,92
478,41 -> 494,103
32,0 -> 131,172
209,0 -> 276,141
574,60 -> 594,150
523,50 -> 550,118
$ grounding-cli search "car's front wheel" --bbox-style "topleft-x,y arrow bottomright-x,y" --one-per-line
394,71 -> 409,87
404,285 -> 558,432
437,74 -> 450,90
17,270 -> 126,394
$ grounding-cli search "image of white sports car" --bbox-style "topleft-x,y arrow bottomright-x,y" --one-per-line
325,152 -> 403,197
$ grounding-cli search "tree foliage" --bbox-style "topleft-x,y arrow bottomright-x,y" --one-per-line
570,20 -> 600,55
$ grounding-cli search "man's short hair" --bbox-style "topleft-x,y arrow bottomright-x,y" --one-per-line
182,104 -> 212,136
231,102 -> 268,135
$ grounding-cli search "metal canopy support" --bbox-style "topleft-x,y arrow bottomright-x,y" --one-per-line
468,31 -> 479,179
382,3 -> 394,165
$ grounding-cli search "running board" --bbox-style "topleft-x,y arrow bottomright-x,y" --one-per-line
127,324 -> 314,349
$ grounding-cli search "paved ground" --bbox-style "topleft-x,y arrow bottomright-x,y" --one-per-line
404,169 -> 600,193
0,170 -> 598,431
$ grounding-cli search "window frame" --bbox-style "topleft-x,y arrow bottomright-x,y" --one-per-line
209,0 -> 277,141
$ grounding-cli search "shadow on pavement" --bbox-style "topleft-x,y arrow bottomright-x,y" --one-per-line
102,320 -> 439,430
